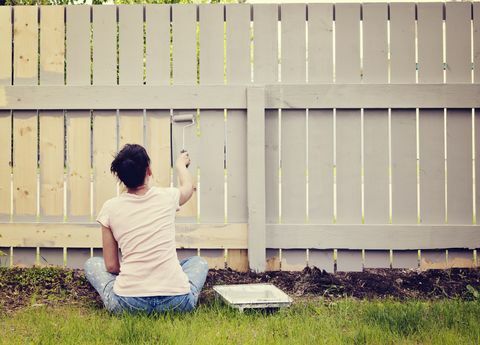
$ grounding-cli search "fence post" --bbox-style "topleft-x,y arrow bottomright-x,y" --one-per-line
247,86 -> 266,272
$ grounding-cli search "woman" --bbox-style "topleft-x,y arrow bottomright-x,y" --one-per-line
84,144 -> 208,314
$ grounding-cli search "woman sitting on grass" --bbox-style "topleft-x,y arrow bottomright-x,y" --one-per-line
84,144 -> 208,314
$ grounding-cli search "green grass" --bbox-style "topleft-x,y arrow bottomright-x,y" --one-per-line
1,298 -> 480,345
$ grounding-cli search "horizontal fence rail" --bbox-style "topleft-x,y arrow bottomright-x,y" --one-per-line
0,3 -> 479,272
1,84 -> 480,110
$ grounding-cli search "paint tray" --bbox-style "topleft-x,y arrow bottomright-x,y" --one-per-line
213,284 -> 292,312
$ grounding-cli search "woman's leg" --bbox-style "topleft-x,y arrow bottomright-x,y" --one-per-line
179,256 -> 209,307
84,256 -> 121,313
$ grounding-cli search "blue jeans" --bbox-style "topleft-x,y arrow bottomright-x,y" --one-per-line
84,256 -> 209,315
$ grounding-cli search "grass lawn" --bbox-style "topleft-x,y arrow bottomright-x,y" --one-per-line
1,298 -> 479,345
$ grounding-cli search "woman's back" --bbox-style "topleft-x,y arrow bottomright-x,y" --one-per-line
97,186 -> 190,297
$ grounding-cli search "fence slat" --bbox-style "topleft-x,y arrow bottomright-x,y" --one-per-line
225,4 -> 249,224
93,6 -> 117,215
145,5 -> 171,189
119,5 -> 144,149
0,7 -> 12,220
390,3 -> 417,225
445,3 -> 473,225
280,3 -> 307,271
172,4 -> 198,220
66,6 -> 91,220
308,4 -> 334,225
475,4 -> 480,224
334,3 -> 362,271
39,6 -> 64,219
418,3 -> 445,225
13,6 -> 38,218
254,4 -> 279,270
198,4 -> 225,224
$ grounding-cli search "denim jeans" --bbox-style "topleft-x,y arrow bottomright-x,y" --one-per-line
84,256 -> 209,315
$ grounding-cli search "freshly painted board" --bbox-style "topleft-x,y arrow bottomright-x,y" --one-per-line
13,6 -> 38,219
475,3 -> 480,223
198,4 -> 225,223
225,4 -> 250,270
92,6 -> 118,215
254,4 -> 279,225
172,5 -> 198,220
39,6 -> 65,219
66,6 -> 91,220
145,5 -> 171,189
445,3 -> 473,224
0,7 -> 12,220
417,3 -> 445,225
119,5 -> 144,148
280,4 -> 307,271
308,249 -> 334,273
308,3 -> 334,224
389,3 -> 419,269
333,3 -> 362,273
225,4 -> 249,223
254,4 -> 279,269
362,4 -> 389,225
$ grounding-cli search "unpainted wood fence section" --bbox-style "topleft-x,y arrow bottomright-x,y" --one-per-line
0,3 -> 480,272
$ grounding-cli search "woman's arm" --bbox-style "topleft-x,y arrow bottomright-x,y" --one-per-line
101,225 -> 120,274
176,151 -> 194,206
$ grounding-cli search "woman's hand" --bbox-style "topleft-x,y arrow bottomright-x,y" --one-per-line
176,151 -> 191,169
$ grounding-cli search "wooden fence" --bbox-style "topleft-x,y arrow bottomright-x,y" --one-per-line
1,3 -> 480,272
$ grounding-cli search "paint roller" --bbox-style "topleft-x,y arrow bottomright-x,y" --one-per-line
172,113 -> 195,168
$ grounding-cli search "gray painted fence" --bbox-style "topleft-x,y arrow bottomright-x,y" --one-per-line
0,3 -> 479,272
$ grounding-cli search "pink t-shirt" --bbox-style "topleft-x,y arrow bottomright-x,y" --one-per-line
96,186 -> 190,297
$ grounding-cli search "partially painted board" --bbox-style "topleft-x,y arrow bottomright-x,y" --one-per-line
172,5 -> 198,220
145,5 -> 171,189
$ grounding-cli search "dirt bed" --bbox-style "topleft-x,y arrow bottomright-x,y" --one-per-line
0,266 -> 479,313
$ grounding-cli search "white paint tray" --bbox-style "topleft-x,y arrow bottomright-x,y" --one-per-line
213,284 -> 292,311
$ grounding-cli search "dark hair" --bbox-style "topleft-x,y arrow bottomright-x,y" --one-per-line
110,144 -> 151,189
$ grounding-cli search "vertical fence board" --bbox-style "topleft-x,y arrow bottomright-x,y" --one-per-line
172,5 -> 198,220
0,7 -> 12,220
334,4 -> 362,272
254,4 -> 278,226
475,4 -> 480,225
417,3 -> 445,225
13,248 -> 36,266
40,248 -> 64,266
92,6 -> 117,215
225,4 -> 250,270
119,5 -> 144,149
420,249 -> 447,270
362,4 -> 389,268
201,249 -> 225,269
225,4 -> 249,224
66,6 -> 91,220
66,248 -> 91,269
39,6 -> 65,219
390,3 -> 417,227
198,4 -> 225,225
280,4 -> 307,271
445,3 -> 473,225
146,5 -> 171,189
363,4 -> 389,225
392,250 -> 418,269
13,6 -> 38,218
447,249 -> 475,268
254,4 -> 279,269
308,4 -> 334,224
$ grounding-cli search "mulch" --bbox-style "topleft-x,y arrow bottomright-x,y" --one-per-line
0,266 -> 479,313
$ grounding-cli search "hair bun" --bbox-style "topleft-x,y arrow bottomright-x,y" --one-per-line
121,159 -> 136,169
